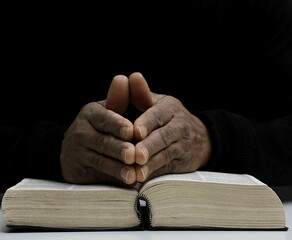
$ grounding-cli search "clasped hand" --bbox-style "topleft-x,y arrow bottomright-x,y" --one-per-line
60,72 -> 211,186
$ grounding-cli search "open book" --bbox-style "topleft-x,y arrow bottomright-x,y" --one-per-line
1,171 -> 287,231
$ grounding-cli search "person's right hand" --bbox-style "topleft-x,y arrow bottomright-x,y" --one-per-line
60,75 -> 137,186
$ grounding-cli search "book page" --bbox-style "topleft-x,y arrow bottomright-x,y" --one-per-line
196,171 -> 265,185
143,171 -> 265,186
3,178 -> 140,229
139,171 -> 286,230
9,178 -> 137,192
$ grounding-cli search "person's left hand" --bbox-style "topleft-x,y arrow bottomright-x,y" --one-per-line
128,72 -> 212,182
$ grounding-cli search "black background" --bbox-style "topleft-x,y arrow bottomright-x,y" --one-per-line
2,1 -> 291,128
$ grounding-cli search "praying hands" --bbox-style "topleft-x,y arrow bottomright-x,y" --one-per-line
60,72 -> 211,186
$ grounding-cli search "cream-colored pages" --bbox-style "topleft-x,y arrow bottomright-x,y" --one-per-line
140,171 -> 286,229
2,171 -> 287,231
2,178 -> 139,229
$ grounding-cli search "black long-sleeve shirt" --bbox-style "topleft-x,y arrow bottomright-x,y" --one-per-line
1,0 -> 292,192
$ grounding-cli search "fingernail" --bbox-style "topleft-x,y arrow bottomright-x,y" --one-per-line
122,148 -> 135,164
122,148 -> 129,163
138,126 -> 147,139
121,126 -> 130,140
138,147 -> 148,165
121,167 -> 129,183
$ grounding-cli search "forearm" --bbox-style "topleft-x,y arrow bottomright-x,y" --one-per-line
198,110 -> 292,185
0,122 -> 67,192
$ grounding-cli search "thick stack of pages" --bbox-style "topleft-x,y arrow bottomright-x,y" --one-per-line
1,171 -> 287,230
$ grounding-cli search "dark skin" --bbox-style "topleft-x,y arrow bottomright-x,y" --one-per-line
60,72 -> 211,186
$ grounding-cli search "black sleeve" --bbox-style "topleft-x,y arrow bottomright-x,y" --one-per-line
0,122 -> 67,192
198,0 -> 292,185
198,110 -> 292,185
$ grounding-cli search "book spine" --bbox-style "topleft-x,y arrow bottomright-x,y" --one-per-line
134,193 -> 142,223
136,193 -> 153,229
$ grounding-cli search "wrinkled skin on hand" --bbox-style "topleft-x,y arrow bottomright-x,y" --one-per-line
129,73 -> 211,182
60,72 -> 211,186
60,75 -> 136,186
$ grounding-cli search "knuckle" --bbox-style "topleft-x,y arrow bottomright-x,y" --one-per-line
172,144 -> 181,157
169,159 -> 181,173
159,127 -> 173,146
98,111 -> 112,130
84,102 -> 98,111
151,109 -> 164,127
94,155 -> 122,181
166,95 -> 182,105
94,154 -> 106,170
68,120 -> 89,142
71,128 -> 87,141
95,134 -> 111,154
80,102 -> 97,118
161,162 -> 172,174
163,148 -> 174,163
194,133 -> 203,146
175,121 -> 189,139
60,147 -> 99,184
179,139 -> 192,156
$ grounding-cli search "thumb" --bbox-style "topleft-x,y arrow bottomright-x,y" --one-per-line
128,72 -> 155,112
105,75 -> 130,115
